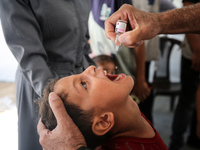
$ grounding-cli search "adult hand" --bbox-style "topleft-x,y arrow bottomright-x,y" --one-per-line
105,4 -> 160,48
132,80 -> 151,102
37,92 -> 87,150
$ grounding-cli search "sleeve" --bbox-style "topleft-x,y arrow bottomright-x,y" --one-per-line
0,0 -> 58,97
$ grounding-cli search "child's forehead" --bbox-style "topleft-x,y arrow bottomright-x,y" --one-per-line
53,80 -> 70,103
53,77 -> 69,94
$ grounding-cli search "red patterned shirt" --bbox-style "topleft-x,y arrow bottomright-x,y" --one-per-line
96,113 -> 168,150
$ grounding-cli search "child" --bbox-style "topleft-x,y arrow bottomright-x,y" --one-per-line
37,66 -> 168,150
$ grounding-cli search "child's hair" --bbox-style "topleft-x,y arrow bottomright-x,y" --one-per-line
37,79 -> 111,149
92,54 -> 117,66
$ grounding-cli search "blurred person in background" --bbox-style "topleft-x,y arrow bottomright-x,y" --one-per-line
92,54 -> 117,75
169,1 -> 200,150
0,1 -> 93,150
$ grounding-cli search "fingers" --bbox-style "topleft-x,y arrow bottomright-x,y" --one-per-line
37,118 -> 51,147
104,9 -> 121,42
192,63 -> 200,72
37,118 -> 47,135
118,30 -> 144,48
48,92 -> 71,126
105,4 -> 131,42
105,3 -> 143,48
115,34 -> 121,46
105,18 -> 117,42
135,86 -> 151,102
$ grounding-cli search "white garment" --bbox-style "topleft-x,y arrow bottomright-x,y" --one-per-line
88,12 -> 116,57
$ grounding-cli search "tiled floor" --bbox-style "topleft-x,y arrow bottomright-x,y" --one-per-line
153,96 -> 200,150
0,82 -> 199,150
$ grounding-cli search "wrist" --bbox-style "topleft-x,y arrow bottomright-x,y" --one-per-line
154,13 -> 163,35
135,77 -> 145,84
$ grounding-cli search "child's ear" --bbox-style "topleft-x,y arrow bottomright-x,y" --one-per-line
92,112 -> 114,136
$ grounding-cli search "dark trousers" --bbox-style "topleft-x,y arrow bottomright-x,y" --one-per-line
187,110 -> 200,147
169,56 -> 199,150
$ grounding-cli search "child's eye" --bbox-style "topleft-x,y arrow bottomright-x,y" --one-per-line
81,81 -> 87,90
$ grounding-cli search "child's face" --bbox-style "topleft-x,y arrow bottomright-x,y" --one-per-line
54,66 -> 134,113
96,61 -> 116,75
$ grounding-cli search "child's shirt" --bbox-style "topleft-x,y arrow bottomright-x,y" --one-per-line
95,113 -> 168,150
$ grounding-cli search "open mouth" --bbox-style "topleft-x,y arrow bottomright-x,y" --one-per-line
104,70 -> 125,81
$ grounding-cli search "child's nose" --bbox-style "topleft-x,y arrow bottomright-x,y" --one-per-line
85,66 -> 96,75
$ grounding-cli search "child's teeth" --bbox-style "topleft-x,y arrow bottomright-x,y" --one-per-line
104,70 -> 107,75
114,75 -> 122,81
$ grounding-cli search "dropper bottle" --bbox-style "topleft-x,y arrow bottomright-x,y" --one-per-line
115,20 -> 127,51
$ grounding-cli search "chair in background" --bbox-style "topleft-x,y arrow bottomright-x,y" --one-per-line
152,37 -> 182,111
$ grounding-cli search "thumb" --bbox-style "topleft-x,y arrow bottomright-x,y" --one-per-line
118,28 -> 142,47
48,92 -> 70,125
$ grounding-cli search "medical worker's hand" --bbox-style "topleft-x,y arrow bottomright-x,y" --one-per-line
37,92 -> 87,150
105,4 -> 160,48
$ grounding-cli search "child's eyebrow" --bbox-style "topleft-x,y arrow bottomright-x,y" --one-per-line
73,77 -> 82,95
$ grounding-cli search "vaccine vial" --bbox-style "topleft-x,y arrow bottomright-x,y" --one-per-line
115,20 -> 127,51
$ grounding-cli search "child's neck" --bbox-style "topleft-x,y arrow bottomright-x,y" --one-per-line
134,115 -> 155,138
112,108 -> 155,139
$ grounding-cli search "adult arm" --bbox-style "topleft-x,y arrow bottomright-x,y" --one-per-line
186,33 -> 200,72
105,3 -> 200,48
132,44 -> 150,101
0,0 -> 57,97
182,1 -> 200,138
183,1 -> 200,72
37,92 -> 88,150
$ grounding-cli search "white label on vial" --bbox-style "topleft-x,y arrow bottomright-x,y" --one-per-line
116,21 -> 127,33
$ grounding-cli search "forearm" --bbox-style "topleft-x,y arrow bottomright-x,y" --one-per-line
183,2 -> 200,52
134,44 -> 146,82
186,34 -> 200,52
133,44 -> 151,101
157,3 -> 200,34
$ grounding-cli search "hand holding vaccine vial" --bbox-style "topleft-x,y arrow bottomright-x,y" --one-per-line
115,20 -> 127,51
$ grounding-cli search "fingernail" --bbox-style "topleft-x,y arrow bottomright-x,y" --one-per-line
49,92 -> 58,101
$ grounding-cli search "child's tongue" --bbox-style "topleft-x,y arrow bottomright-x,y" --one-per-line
106,74 -> 118,81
